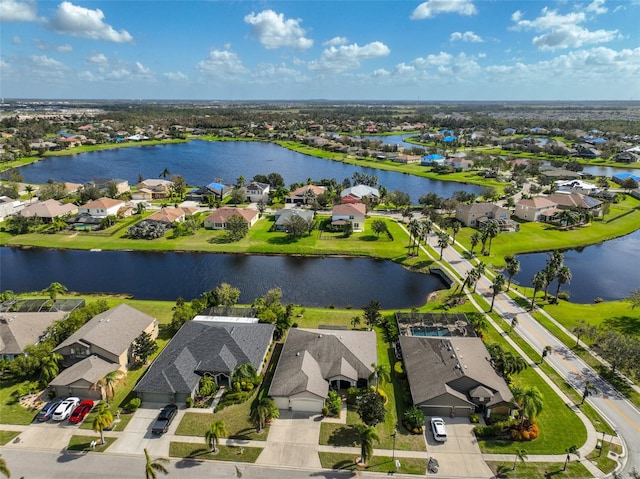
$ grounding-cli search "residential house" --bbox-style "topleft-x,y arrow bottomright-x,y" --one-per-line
244,182 -> 270,203
134,319 -> 274,404
203,207 -> 259,230
514,197 -> 559,222
86,178 -> 130,196
78,197 -> 125,218
421,154 -> 445,166
0,312 -> 66,360
455,203 -> 510,228
540,169 -> 582,181
0,196 -> 23,221
331,203 -> 366,232
340,185 -> 380,204
575,144 -> 602,158
20,199 -> 77,222
186,182 -> 232,202
547,192 -> 602,217
49,355 -> 121,400
145,206 -> 198,224
392,154 -> 422,164
132,179 -> 173,200
554,180 -> 599,196
445,158 -> 474,171
268,328 -> 376,412
286,185 -> 327,205
273,209 -> 315,232
399,336 -> 513,418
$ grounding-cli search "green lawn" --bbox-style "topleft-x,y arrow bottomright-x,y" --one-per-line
0,377 -> 39,425
319,452 -> 426,475
485,460 -> 593,478
169,442 -> 262,463
66,435 -> 116,452
0,430 -> 21,445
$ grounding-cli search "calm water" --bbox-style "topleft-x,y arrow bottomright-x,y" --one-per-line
512,228 -> 640,303
0,248 -> 444,308
18,140 -> 482,202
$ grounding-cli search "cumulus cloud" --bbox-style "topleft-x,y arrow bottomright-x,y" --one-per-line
86,52 -> 108,65
308,41 -> 390,73
196,49 -> 249,78
411,0 -> 477,19
82,52 -> 154,82
586,0 -> 607,14
252,62 -> 309,84
244,10 -> 312,50
11,35 -> 22,44
50,2 -> 133,43
164,71 -> 188,82
450,31 -> 483,42
57,43 -> 72,52
511,7 -> 619,50
0,0 -> 37,22
26,54 -> 71,79
323,36 -> 348,47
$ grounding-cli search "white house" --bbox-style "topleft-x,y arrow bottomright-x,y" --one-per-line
78,197 -> 126,218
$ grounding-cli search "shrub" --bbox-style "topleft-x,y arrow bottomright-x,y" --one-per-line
393,361 -> 405,377
321,406 -> 329,417
469,413 -> 480,424
403,407 -> 425,430
594,297 -> 603,303
185,397 -> 193,408
326,390 -> 342,416
346,387 -> 360,405
557,291 -> 571,301
198,376 -> 217,397
125,398 -> 141,412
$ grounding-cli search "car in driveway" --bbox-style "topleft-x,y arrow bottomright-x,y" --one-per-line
69,400 -> 94,424
52,397 -> 80,421
430,417 -> 448,442
151,404 -> 178,435
36,399 -> 63,422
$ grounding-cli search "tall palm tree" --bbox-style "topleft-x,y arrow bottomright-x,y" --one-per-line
369,363 -> 390,390
512,449 -> 528,471
563,445 -> 580,471
437,232 -> 450,260
358,426 -> 380,466
421,219 -> 432,246
350,315 -> 361,329
250,397 -> 279,432
408,219 -> 420,256
483,220 -> 499,256
472,262 -> 486,293
450,220 -> 461,244
581,381 -> 595,405
555,265 -> 572,302
42,281 -> 67,302
39,352 -> 63,386
504,255 -> 521,291
540,345 -> 553,364
25,184 -> 34,203
529,271 -> 548,311
514,387 -> 544,424
489,274 -> 506,312
144,448 -> 169,479
93,370 -> 124,405
469,231 -> 481,256
159,168 -> 171,179
92,402 -> 113,445
0,453 -> 10,478
205,420 -> 228,453
510,316 -> 519,333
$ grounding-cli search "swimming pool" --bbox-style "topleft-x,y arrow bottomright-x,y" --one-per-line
410,326 -> 451,337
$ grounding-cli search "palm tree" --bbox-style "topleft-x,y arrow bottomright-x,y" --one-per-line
469,231 -> 481,256
358,425 -> 380,466
510,316 -> 519,333
350,315 -> 361,329
92,402 -> 113,445
236,175 -> 246,187
421,219 -> 433,246
469,315 -> 488,338
529,271 -> 547,311
250,396 -> 279,432
489,274 -> 506,312
39,352 -> 63,385
0,454 -> 10,478
514,386 -> 544,424
557,209 -> 579,229
581,381 -> 595,405
504,255 -> 520,291
369,363 -> 390,390
483,220 -> 499,256
93,370 -> 124,405
512,449 -> 528,471
233,363 -> 257,382
502,352 -> 528,377
564,445 -> 580,471
205,420 -> 228,453
555,265 -> 572,302
472,262 -> 486,293
25,184 -> 34,203
437,232 -> 450,260
144,448 -> 169,479
450,220 -> 461,244
540,345 -> 552,364
42,281 -> 67,302
159,168 -> 171,179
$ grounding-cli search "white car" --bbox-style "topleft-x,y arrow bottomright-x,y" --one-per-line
52,397 -> 80,421
430,417 -> 448,442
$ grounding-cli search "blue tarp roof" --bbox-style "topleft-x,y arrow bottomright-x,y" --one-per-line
207,182 -> 226,190
614,173 -> 640,181
439,129 -> 453,135
443,135 -> 457,143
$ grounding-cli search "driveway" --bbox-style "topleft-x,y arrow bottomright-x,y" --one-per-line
426,417 -> 493,478
255,410 -> 322,468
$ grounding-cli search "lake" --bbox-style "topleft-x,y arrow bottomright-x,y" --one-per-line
0,248 -> 445,308
512,228 -> 640,303
17,140 -> 482,202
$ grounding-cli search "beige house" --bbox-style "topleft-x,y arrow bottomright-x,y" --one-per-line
49,355 -> 120,400
0,312 -> 66,360
20,199 -> 77,222
78,197 -> 125,218
133,179 -> 173,200
514,197 -> 559,222
286,185 -> 327,205
203,206 -> 259,230
455,203 -> 510,228
146,206 -> 198,224
331,203 -> 366,232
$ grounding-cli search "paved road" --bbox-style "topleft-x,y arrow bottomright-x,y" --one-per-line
428,229 -> 640,477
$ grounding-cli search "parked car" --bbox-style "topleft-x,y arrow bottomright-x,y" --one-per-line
52,397 -> 80,421
36,399 -> 63,422
151,404 -> 178,435
430,417 -> 448,442
69,400 -> 94,424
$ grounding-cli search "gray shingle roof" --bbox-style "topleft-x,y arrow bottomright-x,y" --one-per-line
49,355 -> 120,387
134,321 -> 274,396
268,328 -> 376,399
0,312 -> 65,355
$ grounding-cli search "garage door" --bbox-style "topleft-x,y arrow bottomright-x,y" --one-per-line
421,406 -> 473,418
290,398 -> 324,413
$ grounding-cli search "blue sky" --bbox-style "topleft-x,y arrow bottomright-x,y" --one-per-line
1,0 -> 639,101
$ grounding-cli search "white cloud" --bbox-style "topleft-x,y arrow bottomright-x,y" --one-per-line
511,10 -> 523,22
23,54 -> 71,79
196,49 -> 249,78
411,0 -> 477,19
586,0 -> 607,14
323,36 -> 348,47
86,52 -> 108,65
11,35 -> 21,44
450,31 -> 483,42
308,41 -> 390,73
164,71 -> 188,82
0,0 -> 37,22
57,43 -> 72,52
244,10 -> 312,50
50,1 -> 133,43
512,7 -> 619,50
252,62 -> 309,85
135,61 -> 152,78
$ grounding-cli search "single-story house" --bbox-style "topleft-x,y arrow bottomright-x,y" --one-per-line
145,206 -> 198,224
273,209 -> 315,232
340,185 -> 380,204
514,197 -> 559,222
245,182 -> 270,203
399,336 -> 513,418
331,203 -> 366,232
78,197 -> 126,218
286,185 -> 327,205
0,312 -> 66,360
445,158 -> 473,171
49,355 -> 120,400
19,199 -> 77,222
392,154 -> 422,164
455,203 -> 510,228
554,180 -> 599,196
54,304 -> 158,368
0,196 -> 23,221
186,182 -> 232,202
547,192 -> 602,217
86,178 -> 130,196
613,151 -> 640,163
203,206 -> 259,230
268,328 -> 376,413
421,154 -> 445,166
134,320 -> 274,404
